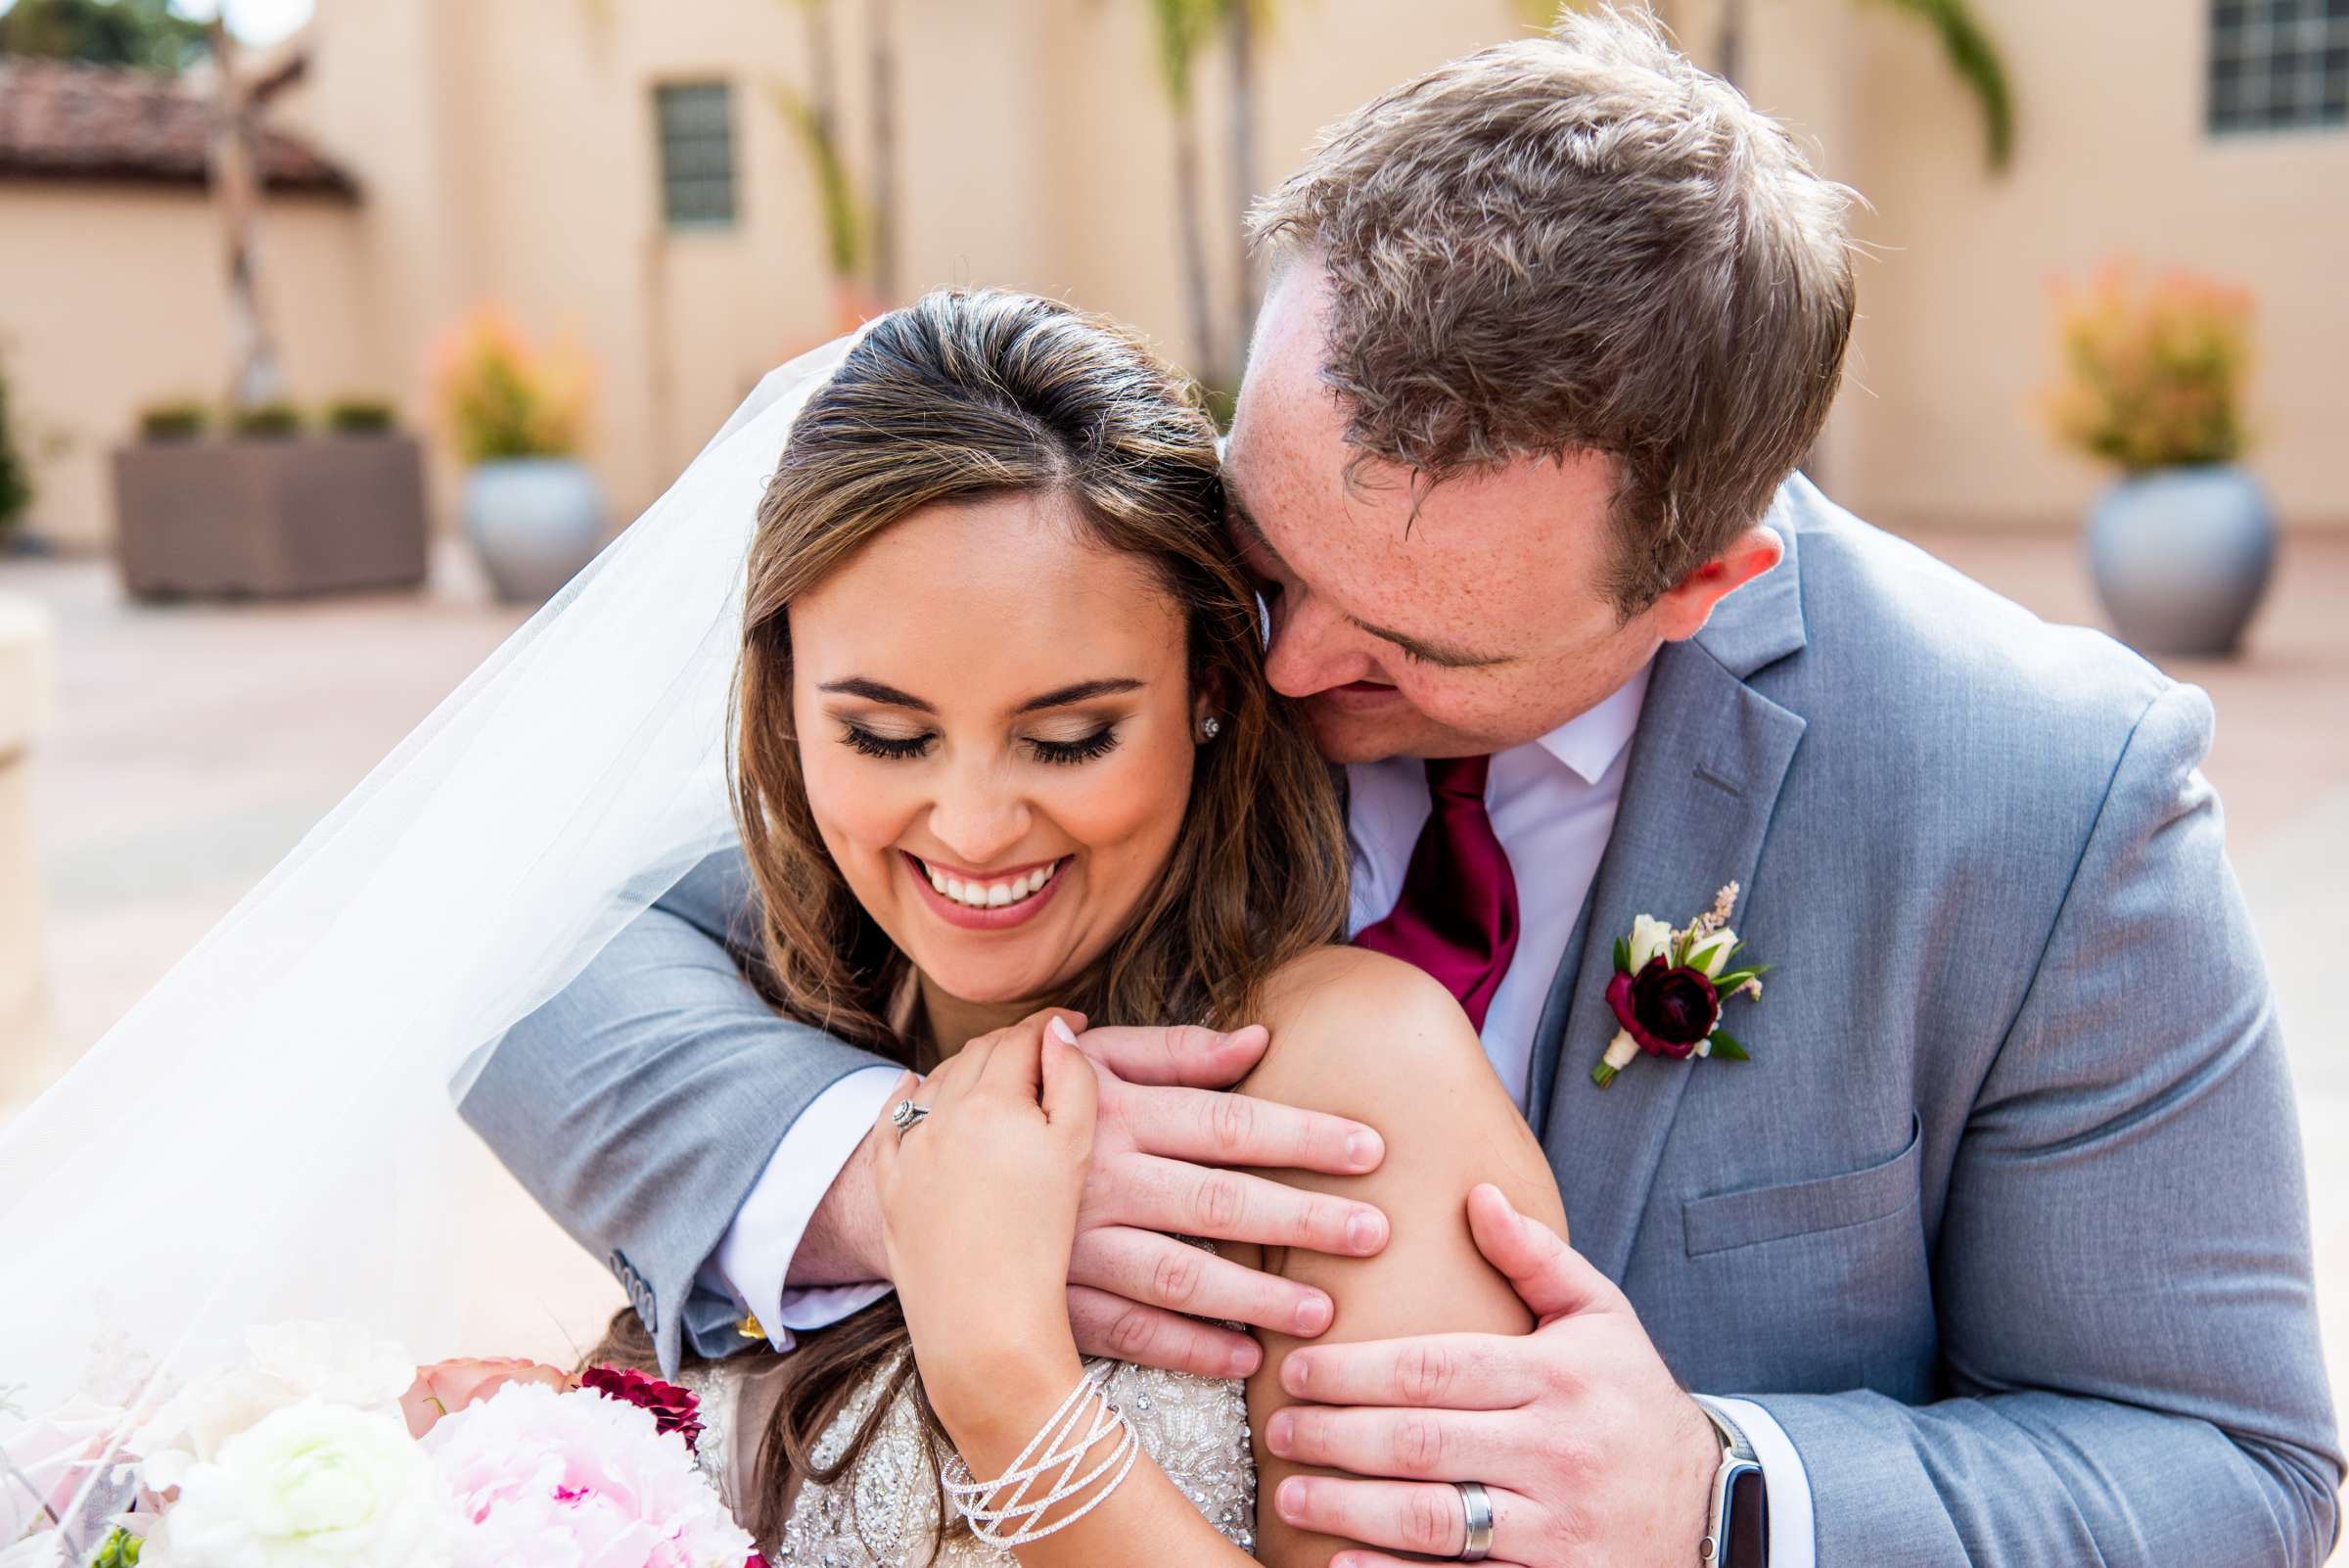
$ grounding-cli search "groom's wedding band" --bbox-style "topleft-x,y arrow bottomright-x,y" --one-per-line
1453,1480 -> 1495,1561
890,1098 -> 930,1133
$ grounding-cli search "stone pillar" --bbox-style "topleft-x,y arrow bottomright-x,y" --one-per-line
0,592 -> 54,1113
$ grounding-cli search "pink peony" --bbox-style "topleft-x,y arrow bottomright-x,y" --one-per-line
401,1358 -> 575,1438
421,1381 -> 752,1568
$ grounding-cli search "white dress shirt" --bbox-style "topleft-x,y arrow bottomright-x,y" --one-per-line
708,657 -> 1813,1564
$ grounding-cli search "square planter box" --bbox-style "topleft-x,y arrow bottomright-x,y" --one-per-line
112,433 -> 429,599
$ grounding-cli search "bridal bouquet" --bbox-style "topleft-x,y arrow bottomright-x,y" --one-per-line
1,1322 -> 758,1568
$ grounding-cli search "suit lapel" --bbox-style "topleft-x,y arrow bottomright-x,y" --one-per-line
1534,630 -> 1808,1282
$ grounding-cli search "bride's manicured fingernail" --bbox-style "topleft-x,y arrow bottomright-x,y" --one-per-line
1048,1017 -> 1079,1045
1267,1409 -> 1295,1455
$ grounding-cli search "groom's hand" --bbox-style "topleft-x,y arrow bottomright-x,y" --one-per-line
1266,1184 -> 1720,1568
1065,1022 -> 1390,1379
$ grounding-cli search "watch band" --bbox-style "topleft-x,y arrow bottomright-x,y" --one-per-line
1693,1398 -> 1766,1567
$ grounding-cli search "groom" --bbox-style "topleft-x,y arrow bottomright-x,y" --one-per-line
464,13 -> 2341,1566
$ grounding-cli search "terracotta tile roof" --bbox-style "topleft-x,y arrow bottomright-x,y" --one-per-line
0,58 -> 357,197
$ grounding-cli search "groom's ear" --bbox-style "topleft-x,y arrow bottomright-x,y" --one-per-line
1647,525 -> 1784,643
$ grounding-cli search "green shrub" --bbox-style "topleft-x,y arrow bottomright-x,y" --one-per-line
139,399 -> 210,440
0,359 -> 30,537
229,400 -> 305,438
432,309 -> 590,463
326,396 -> 398,434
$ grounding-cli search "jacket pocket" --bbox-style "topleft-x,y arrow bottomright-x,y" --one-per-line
1681,1113 -> 1922,1257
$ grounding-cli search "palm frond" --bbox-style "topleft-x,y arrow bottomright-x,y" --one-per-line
1870,0 -> 2014,169
1145,0 -> 1220,106
770,81 -> 866,279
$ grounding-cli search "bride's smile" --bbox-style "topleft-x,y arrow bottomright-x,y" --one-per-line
788,488 -> 1203,1021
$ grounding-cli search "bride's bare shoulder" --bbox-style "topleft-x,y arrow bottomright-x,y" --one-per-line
1254,944 -> 1463,1025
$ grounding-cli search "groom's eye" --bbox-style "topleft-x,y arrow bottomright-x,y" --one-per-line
840,723 -> 935,761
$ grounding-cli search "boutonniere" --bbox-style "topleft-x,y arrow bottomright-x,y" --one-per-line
1591,882 -> 1768,1088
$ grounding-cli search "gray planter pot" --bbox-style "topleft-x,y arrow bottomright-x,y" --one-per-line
462,458 -> 605,604
112,433 -> 429,599
2086,464 -> 2275,659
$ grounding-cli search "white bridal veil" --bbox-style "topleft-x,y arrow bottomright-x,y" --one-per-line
0,335 -> 856,1538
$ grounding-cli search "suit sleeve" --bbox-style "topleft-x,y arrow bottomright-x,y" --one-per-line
458,847 -> 895,1375
1749,684 -> 2342,1566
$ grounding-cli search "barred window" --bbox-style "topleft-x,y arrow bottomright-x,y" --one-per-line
2209,0 -> 2349,134
655,82 -> 737,228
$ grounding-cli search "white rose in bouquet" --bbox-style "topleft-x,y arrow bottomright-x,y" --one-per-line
134,1322 -> 413,1493
144,1400 -> 451,1568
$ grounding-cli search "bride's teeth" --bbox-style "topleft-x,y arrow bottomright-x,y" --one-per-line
926,864 -> 947,894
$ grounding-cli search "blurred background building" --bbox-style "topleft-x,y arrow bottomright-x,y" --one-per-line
0,0 -> 2344,553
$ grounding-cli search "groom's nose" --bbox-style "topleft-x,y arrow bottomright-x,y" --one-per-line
1263,593 -> 1373,698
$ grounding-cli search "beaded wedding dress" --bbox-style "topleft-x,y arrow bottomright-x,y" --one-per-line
684,1353 -> 1259,1565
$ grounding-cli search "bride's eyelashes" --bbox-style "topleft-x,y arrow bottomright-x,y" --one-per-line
833,720 -> 1124,765
840,722 -> 935,761
1026,725 -> 1122,766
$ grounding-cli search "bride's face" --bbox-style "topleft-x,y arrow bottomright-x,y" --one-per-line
789,490 -> 1202,1016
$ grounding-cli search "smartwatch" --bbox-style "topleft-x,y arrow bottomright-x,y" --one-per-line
1694,1399 -> 1768,1567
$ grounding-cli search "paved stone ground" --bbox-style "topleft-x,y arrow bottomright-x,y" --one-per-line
2,530 -> 2344,1525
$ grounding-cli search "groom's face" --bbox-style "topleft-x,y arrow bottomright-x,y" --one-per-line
1224,264 -> 1674,764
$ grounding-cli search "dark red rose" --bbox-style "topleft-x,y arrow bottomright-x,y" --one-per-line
580,1364 -> 705,1453
1607,956 -> 1720,1060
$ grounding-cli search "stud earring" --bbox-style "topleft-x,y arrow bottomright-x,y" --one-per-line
1198,715 -> 1222,742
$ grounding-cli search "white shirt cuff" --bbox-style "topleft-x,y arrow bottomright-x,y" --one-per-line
1700,1396 -> 1816,1568
710,1064 -> 902,1351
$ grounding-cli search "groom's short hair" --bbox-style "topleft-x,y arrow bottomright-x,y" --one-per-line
1250,7 -> 1856,613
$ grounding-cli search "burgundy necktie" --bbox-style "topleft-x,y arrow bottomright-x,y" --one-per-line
1355,755 -> 1520,1033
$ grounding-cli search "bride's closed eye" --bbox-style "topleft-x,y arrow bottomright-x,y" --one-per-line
833,720 -> 1125,765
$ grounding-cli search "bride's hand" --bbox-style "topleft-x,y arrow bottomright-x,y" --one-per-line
873,1009 -> 1095,1427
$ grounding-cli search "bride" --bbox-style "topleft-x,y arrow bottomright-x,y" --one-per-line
591,288 -> 1572,1566
0,287 -> 1564,1567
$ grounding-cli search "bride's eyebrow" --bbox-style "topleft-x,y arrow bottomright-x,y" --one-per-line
817,677 -> 936,713
1013,677 -> 1145,715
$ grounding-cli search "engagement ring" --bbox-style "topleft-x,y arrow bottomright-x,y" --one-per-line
890,1098 -> 930,1133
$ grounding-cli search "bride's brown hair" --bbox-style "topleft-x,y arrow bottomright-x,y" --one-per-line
593,288 -> 1348,1551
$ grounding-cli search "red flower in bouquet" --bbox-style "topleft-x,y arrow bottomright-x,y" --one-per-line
580,1364 -> 705,1453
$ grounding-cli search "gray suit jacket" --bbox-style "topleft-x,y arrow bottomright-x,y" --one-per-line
463,478 -> 2343,1564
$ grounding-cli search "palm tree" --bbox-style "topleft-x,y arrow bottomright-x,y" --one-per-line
205,19 -> 286,409
1514,0 -> 2012,171
772,0 -> 870,326
1145,0 -> 1223,382
1223,0 -> 1265,363
866,0 -> 899,303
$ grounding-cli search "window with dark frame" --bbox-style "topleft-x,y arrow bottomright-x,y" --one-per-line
655,81 -> 737,228
2209,0 -> 2349,134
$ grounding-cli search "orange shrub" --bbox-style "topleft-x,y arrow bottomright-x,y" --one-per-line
431,309 -> 593,464
2044,261 -> 2254,473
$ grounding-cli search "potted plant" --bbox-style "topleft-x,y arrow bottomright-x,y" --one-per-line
433,311 -> 602,604
113,395 -> 428,600
2045,262 -> 2272,658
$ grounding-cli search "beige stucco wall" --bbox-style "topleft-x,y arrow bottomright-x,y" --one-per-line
268,0 -> 1533,536
0,185 -> 382,550
1729,0 -> 2349,532
7,0 -> 2342,547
